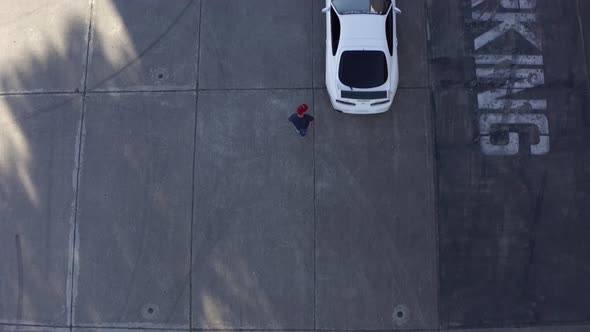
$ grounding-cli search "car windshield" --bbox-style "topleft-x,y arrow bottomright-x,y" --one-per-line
339,51 -> 388,89
332,0 -> 391,15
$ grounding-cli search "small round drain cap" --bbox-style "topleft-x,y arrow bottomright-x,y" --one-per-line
392,304 -> 409,326
141,303 -> 159,320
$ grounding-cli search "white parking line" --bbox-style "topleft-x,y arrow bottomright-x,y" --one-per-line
475,54 -> 543,65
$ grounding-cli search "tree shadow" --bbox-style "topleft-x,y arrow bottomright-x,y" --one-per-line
0,0 -> 284,329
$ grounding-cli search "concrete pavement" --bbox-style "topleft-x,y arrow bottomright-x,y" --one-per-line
0,0 -> 589,331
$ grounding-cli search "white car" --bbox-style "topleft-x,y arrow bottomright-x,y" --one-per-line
322,0 -> 400,114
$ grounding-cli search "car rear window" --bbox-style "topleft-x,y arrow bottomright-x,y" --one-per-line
333,0 -> 391,15
338,51 -> 388,89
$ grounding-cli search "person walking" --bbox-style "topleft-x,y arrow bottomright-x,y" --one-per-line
289,104 -> 314,137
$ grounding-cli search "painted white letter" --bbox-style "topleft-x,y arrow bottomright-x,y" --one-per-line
479,113 -> 550,155
472,12 -> 542,50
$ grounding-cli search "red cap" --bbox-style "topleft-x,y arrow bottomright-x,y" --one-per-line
297,104 -> 309,115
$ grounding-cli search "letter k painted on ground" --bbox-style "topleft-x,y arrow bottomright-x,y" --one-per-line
472,11 -> 542,51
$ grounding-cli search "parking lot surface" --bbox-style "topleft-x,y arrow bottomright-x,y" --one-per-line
0,1 -> 589,331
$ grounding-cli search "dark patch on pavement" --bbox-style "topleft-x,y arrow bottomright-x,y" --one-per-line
428,0 -> 590,328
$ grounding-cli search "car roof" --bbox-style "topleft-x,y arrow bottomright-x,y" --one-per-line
338,12 -> 388,42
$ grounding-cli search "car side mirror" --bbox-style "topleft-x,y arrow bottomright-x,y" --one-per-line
394,7 -> 402,14
322,6 -> 330,13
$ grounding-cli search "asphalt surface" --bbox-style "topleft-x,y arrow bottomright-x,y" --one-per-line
0,0 -> 589,331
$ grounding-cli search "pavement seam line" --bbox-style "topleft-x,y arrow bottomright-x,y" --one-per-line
0,91 -> 82,96
190,0 -> 204,329
67,0 -> 94,327
422,1 -> 441,330
9,320 -> 590,332
0,86 -> 429,96
0,322 -> 448,332
87,88 -> 196,94
310,0 -> 317,329
198,87 -> 315,92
